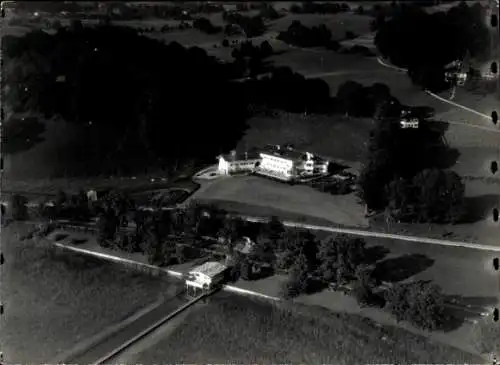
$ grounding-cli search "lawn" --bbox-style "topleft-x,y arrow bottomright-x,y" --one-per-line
191,175 -> 368,228
132,292 -> 483,364
0,222 -> 183,364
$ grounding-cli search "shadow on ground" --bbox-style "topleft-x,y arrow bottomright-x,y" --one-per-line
3,116 -> 46,154
363,245 -> 390,265
372,253 -> 434,283
461,194 -> 500,223
441,295 -> 498,332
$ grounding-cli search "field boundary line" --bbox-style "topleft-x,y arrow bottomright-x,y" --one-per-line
376,57 -> 408,72
424,90 -> 492,119
375,57 -> 493,121
51,296 -> 165,365
237,215 -> 500,252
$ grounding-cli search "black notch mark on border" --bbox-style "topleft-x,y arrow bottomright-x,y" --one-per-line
494,258 -> 499,270
494,308 -> 499,322
490,161 -> 498,174
492,13 -> 498,27
493,208 -> 499,222
491,62 -> 498,75
0,253 -> 4,265
492,111 -> 498,125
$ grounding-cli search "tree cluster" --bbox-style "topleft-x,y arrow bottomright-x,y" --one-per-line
193,17 -> 222,34
375,2 -> 490,91
335,81 -> 394,118
240,67 -> 332,113
384,281 -> 447,331
290,2 -> 351,14
3,26 -> 249,177
223,12 -> 266,38
231,40 -> 273,60
277,21 -> 334,48
358,107 -> 464,223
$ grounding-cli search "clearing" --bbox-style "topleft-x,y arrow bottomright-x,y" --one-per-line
130,292 -> 482,364
0,222 -> 183,364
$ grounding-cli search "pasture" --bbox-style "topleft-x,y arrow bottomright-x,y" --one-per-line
0,223 -> 182,364
132,292 -> 482,364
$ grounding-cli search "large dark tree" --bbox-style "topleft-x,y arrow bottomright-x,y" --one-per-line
3,26 -> 249,176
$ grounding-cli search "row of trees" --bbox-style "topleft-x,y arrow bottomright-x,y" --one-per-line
231,40 -> 274,61
289,2 -> 351,14
375,2 -> 490,91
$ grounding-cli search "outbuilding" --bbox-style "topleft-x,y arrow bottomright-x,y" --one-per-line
185,261 -> 228,296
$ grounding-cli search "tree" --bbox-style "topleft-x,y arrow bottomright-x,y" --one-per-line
353,265 -> 380,306
56,190 -> 67,207
262,215 -> 285,250
10,194 -> 28,221
96,209 -> 118,247
240,257 -> 252,280
336,81 -> 364,117
260,40 -> 273,58
385,281 -> 446,330
412,169 -> 465,223
317,234 -> 367,284
52,19 -> 62,30
218,216 -> 243,244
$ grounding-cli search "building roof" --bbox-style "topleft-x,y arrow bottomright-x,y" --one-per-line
260,145 -> 305,161
220,148 -> 260,162
189,261 -> 227,279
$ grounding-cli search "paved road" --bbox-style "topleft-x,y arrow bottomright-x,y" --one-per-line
64,292 -> 189,364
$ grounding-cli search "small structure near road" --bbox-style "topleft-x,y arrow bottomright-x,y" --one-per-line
185,261 -> 228,297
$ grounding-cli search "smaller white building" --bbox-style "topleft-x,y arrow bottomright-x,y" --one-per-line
217,150 -> 261,175
400,117 -> 419,129
185,261 -> 228,296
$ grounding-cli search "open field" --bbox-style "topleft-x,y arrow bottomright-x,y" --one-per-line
191,175 -> 368,227
0,223 -> 183,364
131,292 -> 482,364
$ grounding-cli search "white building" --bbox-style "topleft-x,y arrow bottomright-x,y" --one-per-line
400,117 -> 419,129
185,261 -> 228,296
257,145 -> 329,181
217,150 -> 261,175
